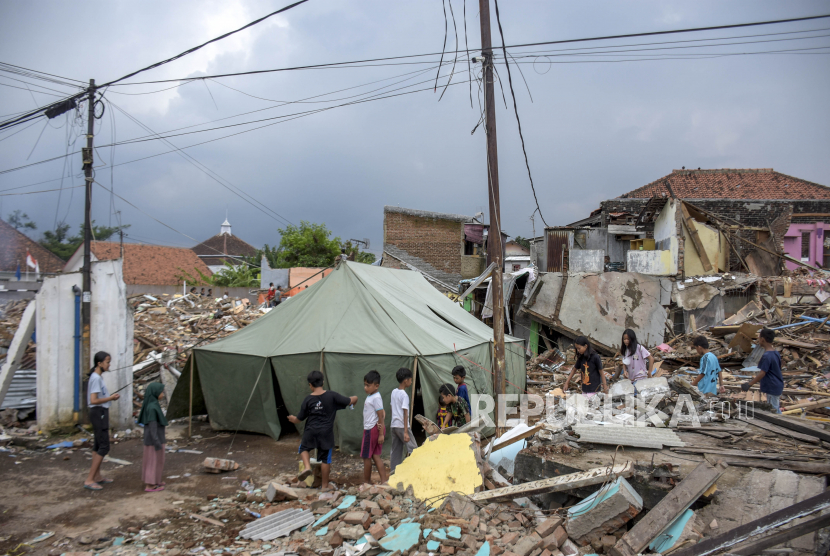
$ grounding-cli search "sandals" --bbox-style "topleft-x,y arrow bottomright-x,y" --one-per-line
298,468 -> 312,481
84,483 -> 103,491
145,485 -> 165,492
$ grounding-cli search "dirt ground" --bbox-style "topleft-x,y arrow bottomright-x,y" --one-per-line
0,421 -> 377,555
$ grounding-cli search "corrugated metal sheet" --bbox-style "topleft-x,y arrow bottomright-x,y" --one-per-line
1,368 -> 36,410
240,508 -> 315,540
546,230 -> 571,272
573,424 -> 684,449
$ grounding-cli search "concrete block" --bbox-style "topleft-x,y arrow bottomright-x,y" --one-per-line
499,532 -> 520,546
541,526 -> 568,549
512,534 -> 543,556
441,492 -> 477,519
536,517 -> 564,538
343,511 -> 369,525
361,500 -> 380,510
771,470 -> 800,497
266,482 -> 298,502
339,525 -> 365,541
378,498 -> 393,513
371,508 -> 383,517
440,546 -> 455,554
565,477 -> 642,544
609,380 -> 635,398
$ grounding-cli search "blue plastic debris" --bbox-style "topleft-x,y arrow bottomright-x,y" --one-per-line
427,540 -> 441,551
313,509 -> 338,528
649,509 -> 695,553
338,495 -> 357,509
447,526 -> 461,539
379,523 -> 422,552
423,528 -> 432,539
113,537 -> 125,546
475,541 -> 491,556
433,528 -> 448,540
47,441 -> 74,449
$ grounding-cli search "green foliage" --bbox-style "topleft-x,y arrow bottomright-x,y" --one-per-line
512,236 -> 531,250
205,261 -> 259,288
272,221 -> 342,268
341,240 -> 376,264
7,210 -> 36,231
173,266 -> 213,288
39,221 -> 130,260
248,243 -> 280,269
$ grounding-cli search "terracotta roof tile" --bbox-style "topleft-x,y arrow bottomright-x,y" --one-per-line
0,219 -> 66,273
192,233 -> 257,266
87,242 -> 212,285
619,169 -> 830,200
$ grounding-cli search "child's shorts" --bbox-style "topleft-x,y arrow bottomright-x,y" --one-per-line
360,426 -> 382,459
298,444 -> 333,464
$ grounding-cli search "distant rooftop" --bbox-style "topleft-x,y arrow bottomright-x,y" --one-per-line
619,169 -> 830,200
384,205 -> 473,222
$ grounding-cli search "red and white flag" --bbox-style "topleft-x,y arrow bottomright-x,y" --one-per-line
25,250 -> 38,272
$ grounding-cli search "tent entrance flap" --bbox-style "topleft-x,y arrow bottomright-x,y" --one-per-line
167,353 -> 207,420
270,357 -> 296,436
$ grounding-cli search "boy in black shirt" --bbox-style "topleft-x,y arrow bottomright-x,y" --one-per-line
288,371 -> 357,490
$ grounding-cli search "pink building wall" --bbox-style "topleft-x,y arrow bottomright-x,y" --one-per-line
783,223 -> 828,270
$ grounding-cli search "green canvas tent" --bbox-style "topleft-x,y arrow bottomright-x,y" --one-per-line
168,261 -> 526,455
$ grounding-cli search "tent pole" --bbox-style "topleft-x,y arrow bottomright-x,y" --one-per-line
409,357 -> 418,429
320,350 -> 325,374
188,354 -> 194,438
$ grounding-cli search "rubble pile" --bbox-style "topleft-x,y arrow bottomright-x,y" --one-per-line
0,299 -> 35,370
130,292 -> 266,407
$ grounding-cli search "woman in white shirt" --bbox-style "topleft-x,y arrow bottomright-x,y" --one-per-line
611,329 -> 654,383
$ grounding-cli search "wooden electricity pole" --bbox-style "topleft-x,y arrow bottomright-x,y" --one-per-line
478,0 -> 506,428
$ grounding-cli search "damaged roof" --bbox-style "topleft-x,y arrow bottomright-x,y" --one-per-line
619,168 -> 830,200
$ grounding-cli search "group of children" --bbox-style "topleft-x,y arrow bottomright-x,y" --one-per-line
562,327 -> 784,413
290,365 -> 474,489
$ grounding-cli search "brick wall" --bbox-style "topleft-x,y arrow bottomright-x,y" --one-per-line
383,210 -> 465,276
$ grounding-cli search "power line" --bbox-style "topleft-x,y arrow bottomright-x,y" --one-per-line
0,61 -> 86,86
492,0 -> 547,226
98,0 -> 309,87
106,99 -> 294,226
108,13 -> 830,86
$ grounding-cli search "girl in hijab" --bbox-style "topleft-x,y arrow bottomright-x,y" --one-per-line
138,383 -> 168,492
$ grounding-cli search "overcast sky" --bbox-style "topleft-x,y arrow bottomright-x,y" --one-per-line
1,0 -> 828,257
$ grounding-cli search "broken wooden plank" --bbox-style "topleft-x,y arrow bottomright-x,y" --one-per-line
489,423 -> 543,453
680,201 -> 713,272
671,490 -> 830,556
609,459 -> 728,556
725,512 -> 830,556
0,300 -> 36,408
681,429 -> 732,440
738,416 -> 819,444
721,458 -> 830,474
751,410 -> 830,443
671,447 -> 819,461
470,463 -> 633,503
781,398 -> 830,415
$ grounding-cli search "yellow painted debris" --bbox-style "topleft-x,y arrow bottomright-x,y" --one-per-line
390,433 -> 481,506
703,483 -> 718,497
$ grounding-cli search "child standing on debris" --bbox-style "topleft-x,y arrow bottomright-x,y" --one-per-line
84,351 -> 120,491
564,336 -> 608,396
451,365 -> 471,410
741,328 -> 784,412
611,329 -> 654,383
288,371 -> 357,490
390,368 -> 418,473
138,383 -> 168,492
362,370 -> 388,484
438,383 -> 471,428
690,336 -> 725,396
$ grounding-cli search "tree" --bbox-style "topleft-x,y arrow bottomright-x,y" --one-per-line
7,210 -> 36,231
248,244 -> 280,268
512,236 -> 531,250
341,240 -> 376,264
205,261 -> 259,288
40,221 -> 130,260
272,221 -> 341,268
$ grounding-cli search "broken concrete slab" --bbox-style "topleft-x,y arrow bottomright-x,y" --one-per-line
647,509 -> 695,554
378,523 -> 422,552
609,380 -> 634,398
338,525 -> 366,541
523,272 -> 670,354
566,477 -> 643,545
572,425 -> 684,449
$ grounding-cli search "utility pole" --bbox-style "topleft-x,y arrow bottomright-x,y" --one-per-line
81,79 -> 95,418
478,0 -> 506,430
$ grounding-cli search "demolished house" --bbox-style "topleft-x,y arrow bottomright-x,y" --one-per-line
167,261 -> 526,453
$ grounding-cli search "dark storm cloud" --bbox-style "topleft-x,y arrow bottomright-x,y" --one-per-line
0,0 -> 828,255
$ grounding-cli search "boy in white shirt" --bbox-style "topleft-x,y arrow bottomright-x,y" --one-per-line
361,370 -> 388,484
390,368 -> 418,473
